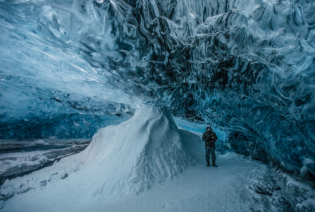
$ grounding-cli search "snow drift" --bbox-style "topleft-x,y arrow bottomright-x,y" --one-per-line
1,107 -> 193,202
77,106 -> 192,195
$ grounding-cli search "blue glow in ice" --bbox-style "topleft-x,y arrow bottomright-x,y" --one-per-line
1,0 -> 315,175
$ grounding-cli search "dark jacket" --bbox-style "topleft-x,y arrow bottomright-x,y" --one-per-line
202,130 -> 218,147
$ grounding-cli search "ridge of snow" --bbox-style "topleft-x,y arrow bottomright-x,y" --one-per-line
77,106 -> 193,195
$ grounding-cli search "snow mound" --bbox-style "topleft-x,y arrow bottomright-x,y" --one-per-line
76,106 -> 192,195
0,107 -> 193,202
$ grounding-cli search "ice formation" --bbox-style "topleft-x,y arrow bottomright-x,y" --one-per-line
1,0 -> 315,179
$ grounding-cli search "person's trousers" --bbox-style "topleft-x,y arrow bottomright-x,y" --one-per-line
205,146 -> 216,161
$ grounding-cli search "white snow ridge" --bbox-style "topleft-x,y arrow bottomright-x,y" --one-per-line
78,106 -> 193,196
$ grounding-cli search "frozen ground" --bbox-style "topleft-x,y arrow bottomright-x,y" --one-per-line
0,107 -> 310,211
2,153 -> 288,212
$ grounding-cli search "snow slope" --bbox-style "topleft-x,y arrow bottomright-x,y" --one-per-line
1,107 -> 192,207
1,107 -> 312,211
76,106 -> 192,195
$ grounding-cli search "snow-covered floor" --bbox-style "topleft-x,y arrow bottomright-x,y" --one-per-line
3,154 -> 272,212
0,108 -> 291,212
87,154 -> 274,212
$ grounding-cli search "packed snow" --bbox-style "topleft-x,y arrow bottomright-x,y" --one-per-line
2,107 -> 311,212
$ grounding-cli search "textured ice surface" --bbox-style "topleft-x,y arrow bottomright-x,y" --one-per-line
0,112 -> 132,140
0,0 -> 315,176
272,167 -> 315,211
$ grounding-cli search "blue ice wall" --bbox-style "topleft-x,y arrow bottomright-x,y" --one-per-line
0,0 -> 315,176
0,112 -> 132,140
174,117 -> 226,141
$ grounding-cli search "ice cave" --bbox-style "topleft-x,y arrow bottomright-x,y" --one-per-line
0,0 -> 315,211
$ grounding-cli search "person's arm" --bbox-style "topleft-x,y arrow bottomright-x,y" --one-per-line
210,132 -> 218,141
202,133 -> 207,142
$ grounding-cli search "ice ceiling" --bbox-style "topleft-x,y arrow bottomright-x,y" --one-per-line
0,0 -> 315,175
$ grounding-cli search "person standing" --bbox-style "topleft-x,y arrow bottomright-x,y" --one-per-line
202,126 -> 218,167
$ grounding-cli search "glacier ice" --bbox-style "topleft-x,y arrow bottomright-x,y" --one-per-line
0,0 -> 315,177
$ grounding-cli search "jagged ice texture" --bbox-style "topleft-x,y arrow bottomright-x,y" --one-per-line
1,0 -> 315,175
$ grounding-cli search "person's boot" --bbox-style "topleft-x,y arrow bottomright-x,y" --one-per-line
212,160 -> 218,167
206,159 -> 210,167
